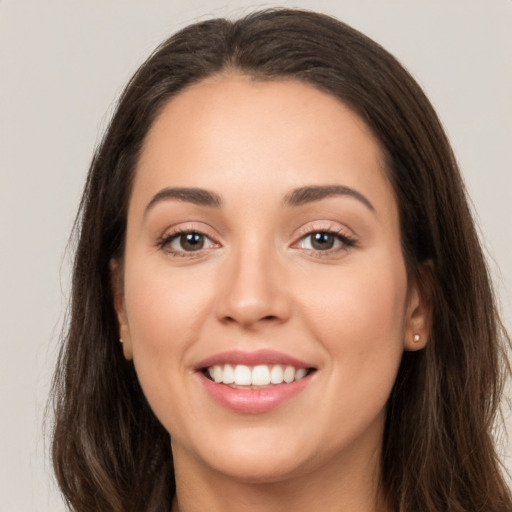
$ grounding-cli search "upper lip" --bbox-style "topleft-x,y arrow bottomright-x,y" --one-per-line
194,349 -> 314,370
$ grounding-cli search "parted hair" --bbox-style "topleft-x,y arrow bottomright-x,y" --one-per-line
50,9 -> 511,511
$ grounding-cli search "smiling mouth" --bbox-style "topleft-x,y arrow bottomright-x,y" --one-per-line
202,364 -> 315,388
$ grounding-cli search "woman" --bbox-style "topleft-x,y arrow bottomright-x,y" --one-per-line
50,8 -> 511,512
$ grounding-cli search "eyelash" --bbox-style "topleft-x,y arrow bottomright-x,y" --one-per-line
156,228 -> 218,258
293,226 -> 357,256
156,226 -> 357,258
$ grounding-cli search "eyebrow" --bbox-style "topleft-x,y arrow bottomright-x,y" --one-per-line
144,184 -> 375,216
144,187 -> 222,216
283,185 -> 375,212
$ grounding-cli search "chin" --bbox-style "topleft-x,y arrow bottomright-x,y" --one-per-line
206,449 -> 312,484
175,426 -> 316,484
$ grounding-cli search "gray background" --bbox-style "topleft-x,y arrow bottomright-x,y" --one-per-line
1,1 -> 510,510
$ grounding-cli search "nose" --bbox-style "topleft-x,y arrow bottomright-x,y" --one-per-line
215,244 -> 291,330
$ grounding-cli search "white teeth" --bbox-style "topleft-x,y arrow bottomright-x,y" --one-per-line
206,364 -> 310,387
283,365 -> 295,383
270,365 -> 284,384
234,364 -> 252,385
295,368 -> 307,380
252,365 -> 271,386
213,365 -> 222,383
222,364 -> 235,384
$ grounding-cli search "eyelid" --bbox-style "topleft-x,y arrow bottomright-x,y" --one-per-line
292,221 -> 357,243
156,222 -> 222,255
290,221 -> 358,253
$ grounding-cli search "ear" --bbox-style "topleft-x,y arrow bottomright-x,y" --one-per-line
404,262 -> 433,351
110,258 -> 133,360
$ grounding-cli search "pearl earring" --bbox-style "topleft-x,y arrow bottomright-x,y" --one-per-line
413,334 -> 421,343
119,338 -> 124,344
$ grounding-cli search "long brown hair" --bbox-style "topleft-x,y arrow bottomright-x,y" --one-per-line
50,9 -> 511,511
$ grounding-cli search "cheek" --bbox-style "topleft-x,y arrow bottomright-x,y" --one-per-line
125,259 -> 210,341
299,253 -> 408,443
121,258 -> 219,435
300,250 -> 408,384
122,257 -> 216,395
304,255 -> 406,334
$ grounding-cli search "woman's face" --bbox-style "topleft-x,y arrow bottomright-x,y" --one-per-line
114,76 -> 428,484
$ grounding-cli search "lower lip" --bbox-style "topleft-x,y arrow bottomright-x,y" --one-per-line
197,372 -> 312,413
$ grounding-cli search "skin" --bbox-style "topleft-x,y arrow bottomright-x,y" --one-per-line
113,75 -> 430,512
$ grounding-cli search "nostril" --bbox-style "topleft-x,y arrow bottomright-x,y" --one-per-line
221,313 -> 280,327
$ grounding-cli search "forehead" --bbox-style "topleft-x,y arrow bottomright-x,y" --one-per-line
143,74 -> 383,163
133,75 -> 395,217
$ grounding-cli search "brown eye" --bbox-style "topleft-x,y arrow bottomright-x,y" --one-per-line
300,232 -> 338,251
296,230 -> 355,253
309,232 -> 336,250
178,233 -> 205,251
161,231 -> 216,254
